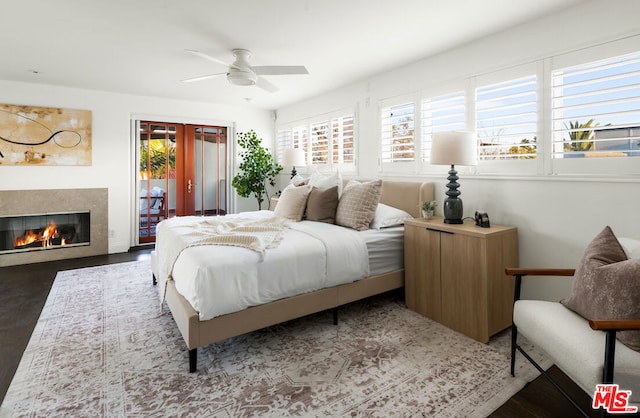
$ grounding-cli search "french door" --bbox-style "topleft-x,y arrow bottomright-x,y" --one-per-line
137,121 -> 228,244
180,125 -> 228,217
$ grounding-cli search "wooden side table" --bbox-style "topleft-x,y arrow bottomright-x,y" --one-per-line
404,216 -> 518,343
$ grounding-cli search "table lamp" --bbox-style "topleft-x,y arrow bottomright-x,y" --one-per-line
282,148 -> 306,179
429,131 -> 478,224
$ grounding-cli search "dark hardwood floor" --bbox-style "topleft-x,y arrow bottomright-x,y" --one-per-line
0,249 -> 624,417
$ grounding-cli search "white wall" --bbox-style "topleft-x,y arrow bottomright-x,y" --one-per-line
277,0 -> 640,301
0,80 -> 274,253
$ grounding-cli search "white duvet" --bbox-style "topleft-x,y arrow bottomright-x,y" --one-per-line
155,211 -> 370,321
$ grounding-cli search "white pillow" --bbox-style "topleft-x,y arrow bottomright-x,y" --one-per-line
273,184 -> 312,221
370,203 -> 413,229
618,237 -> 640,260
309,168 -> 342,197
289,174 -> 308,186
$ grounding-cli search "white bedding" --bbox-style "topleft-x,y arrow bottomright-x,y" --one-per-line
359,226 -> 405,275
157,211 -> 371,321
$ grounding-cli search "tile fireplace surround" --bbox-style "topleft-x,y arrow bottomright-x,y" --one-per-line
0,188 -> 108,267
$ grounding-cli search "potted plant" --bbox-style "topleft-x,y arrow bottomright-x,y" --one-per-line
421,200 -> 437,219
232,130 -> 283,210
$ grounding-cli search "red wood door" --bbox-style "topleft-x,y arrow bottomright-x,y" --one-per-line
138,122 -> 228,244
138,122 -> 182,243
183,125 -> 228,216
175,125 -> 194,216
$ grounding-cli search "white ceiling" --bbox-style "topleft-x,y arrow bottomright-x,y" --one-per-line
1,0 -> 586,110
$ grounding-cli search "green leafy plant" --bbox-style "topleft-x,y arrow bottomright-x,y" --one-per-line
140,140 -> 175,179
421,200 -> 437,212
232,130 -> 283,210
564,119 -> 599,153
508,137 -> 537,159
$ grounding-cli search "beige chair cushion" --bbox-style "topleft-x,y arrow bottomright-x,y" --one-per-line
515,300 -> 640,403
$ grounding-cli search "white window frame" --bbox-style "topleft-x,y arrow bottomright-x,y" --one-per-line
549,36 -> 640,177
310,120 -> 330,167
472,62 -> 541,176
331,114 -> 355,167
275,107 -> 357,175
379,93 -> 419,174
419,86 -> 467,174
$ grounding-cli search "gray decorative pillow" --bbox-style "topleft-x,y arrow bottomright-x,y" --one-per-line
335,180 -> 382,231
561,226 -> 640,351
305,186 -> 339,224
273,184 -> 312,221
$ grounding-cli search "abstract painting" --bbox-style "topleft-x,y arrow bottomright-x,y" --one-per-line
0,103 -> 92,166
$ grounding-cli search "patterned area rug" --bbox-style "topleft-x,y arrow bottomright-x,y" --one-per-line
0,260 -> 550,417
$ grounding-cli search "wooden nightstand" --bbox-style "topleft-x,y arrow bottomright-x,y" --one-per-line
404,216 -> 518,343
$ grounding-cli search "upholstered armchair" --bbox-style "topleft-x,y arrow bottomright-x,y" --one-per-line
507,228 -> 640,416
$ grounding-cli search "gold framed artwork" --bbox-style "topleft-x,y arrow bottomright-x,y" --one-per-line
0,103 -> 92,166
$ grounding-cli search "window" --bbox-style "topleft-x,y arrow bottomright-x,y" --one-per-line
311,116 -> 355,166
373,36 -> 640,177
421,91 -> 465,162
276,125 -> 308,164
276,110 -> 356,172
292,125 -> 308,155
332,115 -> 354,164
380,101 -> 415,163
476,75 -> 537,160
310,121 -> 329,164
275,129 -> 291,164
552,52 -> 640,159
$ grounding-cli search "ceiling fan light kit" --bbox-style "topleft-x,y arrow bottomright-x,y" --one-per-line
183,48 -> 308,92
227,68 -> 258,86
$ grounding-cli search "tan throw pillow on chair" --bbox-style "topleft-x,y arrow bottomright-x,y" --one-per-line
561,226 -> 640,351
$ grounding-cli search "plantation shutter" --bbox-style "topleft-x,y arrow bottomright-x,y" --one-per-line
332,115 -> 354,164
421,91 -> 465,162
275,129 -> 291,165
310,121 -> 330,165
380,101 -> 415,163
552,52 -> 640,158
476,75 -> 537,160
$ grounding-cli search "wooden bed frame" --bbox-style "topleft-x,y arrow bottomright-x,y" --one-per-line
154,180 -> 434,372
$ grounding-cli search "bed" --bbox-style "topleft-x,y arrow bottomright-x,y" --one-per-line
151,179 -> 434,372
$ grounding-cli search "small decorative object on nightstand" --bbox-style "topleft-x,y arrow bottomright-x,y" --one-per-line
421,200 -> 436,219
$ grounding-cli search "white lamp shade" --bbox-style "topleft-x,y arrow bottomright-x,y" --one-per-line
430,131 -> 478,166
282,148 -> 306,167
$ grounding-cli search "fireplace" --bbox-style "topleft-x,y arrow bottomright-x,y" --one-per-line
0,188 -> 108,267
1,212 -> 91,254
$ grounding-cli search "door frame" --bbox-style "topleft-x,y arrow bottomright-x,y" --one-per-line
130,114 -> 236,247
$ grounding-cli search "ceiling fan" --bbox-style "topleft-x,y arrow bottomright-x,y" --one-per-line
181,48 -> 308,92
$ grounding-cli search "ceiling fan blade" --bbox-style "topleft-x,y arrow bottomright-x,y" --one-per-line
252,65 -> 309,76
256,77 -> 279,93
180,72 -> 226,83
184,49 -> 230,67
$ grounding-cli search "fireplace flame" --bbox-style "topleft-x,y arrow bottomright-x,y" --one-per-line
14,221 -> 61,248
